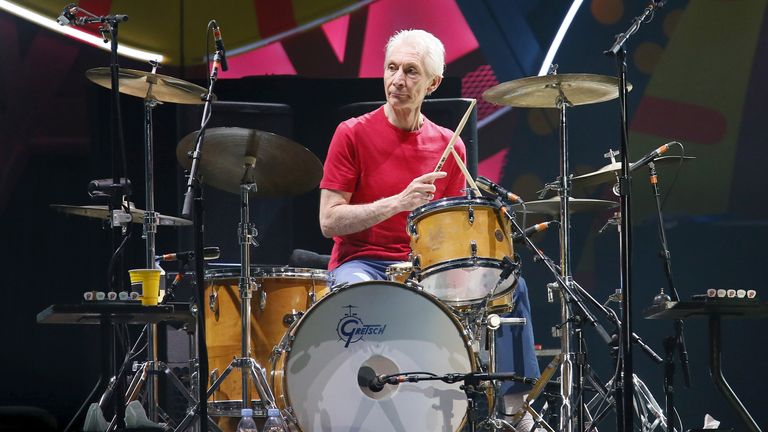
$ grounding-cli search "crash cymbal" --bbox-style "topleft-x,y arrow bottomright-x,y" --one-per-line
51,204 -> 192,226
511,197 -> 618,216
176,127 -> 323,197
86,68 -> 210,105
482,74 -> 632,108
572,156 -> 696,187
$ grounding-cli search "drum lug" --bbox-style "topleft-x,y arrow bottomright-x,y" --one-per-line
283,309 -> 304,326
408,220 -> 417,237
470,240 -> 478,261
411,254 -> 421,273
467,205 -> 475,225
283,407 -> 298,427
259,288 -> 267,312
208,289 -> 218,316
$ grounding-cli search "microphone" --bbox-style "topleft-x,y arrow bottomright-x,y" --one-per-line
497,255 -> 519,283
211,21 -> 229,71
512,221 -> 558,243
630,142 -> 673,171
56,3 -> 77,26
368,374 -> 389,393
358,365 -> 389,393
157,247 -> 220,262
476,176 -> 523,204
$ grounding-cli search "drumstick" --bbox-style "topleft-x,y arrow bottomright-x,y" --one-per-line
451,148 -> 481,193
433,98 -> 476,173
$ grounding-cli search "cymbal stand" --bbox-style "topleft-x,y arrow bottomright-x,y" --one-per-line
186,182 -> 277,420
554,90 -> 581,432
498,199 -> 607,432
140,60 -> 161,422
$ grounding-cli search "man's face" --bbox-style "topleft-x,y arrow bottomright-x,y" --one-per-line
383,40 -> 439,111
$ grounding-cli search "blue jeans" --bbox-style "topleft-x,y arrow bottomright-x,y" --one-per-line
331,259 -> 540,396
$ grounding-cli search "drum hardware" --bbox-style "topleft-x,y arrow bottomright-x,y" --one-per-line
50,202 -> 193,227
204,183 -> 278,414
73,49 -> 209,427
481,313 -> 529,431
484,70 -> 630,432
282,310 -> 302,326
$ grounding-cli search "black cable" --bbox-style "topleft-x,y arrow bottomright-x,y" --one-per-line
63,375 -> 104,432
659,141 -> 686,209
106,217 -> 131,293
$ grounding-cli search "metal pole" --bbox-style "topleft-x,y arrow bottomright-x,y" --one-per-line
142,95 -> 160,421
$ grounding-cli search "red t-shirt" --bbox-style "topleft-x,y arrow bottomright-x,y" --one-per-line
321,105 -> 467,270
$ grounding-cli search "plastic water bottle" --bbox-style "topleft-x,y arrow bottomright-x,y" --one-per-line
262,408 -> 289,432
236,408 -> 258,432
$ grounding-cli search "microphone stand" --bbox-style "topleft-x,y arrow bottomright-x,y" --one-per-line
604,2 -> 667,429
61,6 -> 132,427
646,161 -> 691,431
178,48 -> 222,432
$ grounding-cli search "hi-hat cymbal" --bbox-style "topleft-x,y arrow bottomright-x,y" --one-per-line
482,74 -> 632,108
511,197 -> 618,216
176,127 -> 323,197
51,204 -> 192,226
573,156 -> 696,187
86,68 -> 211,105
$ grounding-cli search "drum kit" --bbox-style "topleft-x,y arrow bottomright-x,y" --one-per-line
49,54 -> 694,431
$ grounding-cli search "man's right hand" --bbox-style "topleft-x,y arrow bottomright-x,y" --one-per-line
396,171 -> 447,212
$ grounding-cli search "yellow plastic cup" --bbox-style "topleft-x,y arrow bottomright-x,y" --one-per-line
128,269 -> 162,305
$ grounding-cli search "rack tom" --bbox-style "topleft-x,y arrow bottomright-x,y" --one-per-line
407,196 -> 517,306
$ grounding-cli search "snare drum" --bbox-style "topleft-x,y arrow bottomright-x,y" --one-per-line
204,266 -> 328,417
407,196 -> 518,305
271,281 -> 482,431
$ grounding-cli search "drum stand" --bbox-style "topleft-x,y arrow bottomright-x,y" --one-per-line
204,183 -> 277,412
481,313 -> 535,431
96,62 -> 173,429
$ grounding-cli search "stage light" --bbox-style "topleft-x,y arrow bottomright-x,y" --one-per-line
538,0 -> 584,76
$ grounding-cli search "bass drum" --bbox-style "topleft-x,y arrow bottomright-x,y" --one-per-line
272,281 -> 478,432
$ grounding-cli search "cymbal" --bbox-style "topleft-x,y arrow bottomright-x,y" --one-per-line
511,197 -> 618,216
86,68 -> 210,105
573,156 -> 696,187
176,127 -> 323,197
51,204 -> 192,226
482,74 -> 632,108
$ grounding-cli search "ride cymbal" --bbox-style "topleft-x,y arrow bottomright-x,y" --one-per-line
572,156 -> 696,187
176,127 -> 323,197
482,74 -> 632,108
86,68 -> 210,105
511,197 -> 618,216
51,204 -> 192,226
